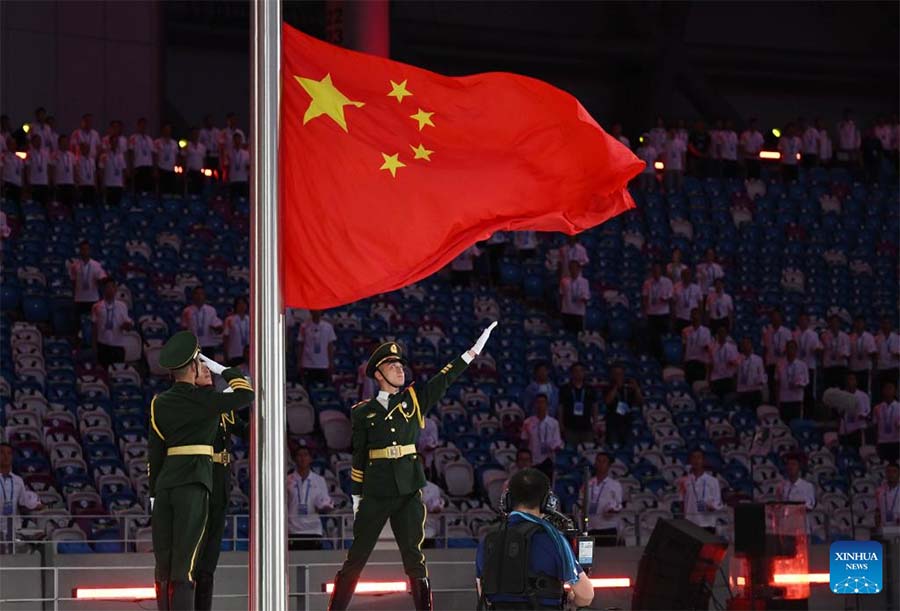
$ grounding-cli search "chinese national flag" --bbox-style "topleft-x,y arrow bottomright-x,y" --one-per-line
280,23 -> 644,308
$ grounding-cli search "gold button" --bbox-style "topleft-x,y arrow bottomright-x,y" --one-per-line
391,428 -> 396,432
387,416 -> 392,420
392,441 -> 397,446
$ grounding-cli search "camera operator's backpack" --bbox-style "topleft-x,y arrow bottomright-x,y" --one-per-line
480,521 -> 565,610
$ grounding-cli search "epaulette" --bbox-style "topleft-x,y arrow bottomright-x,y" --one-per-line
351,399 -> 367,410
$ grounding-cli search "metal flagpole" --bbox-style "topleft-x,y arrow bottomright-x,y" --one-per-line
250,1 -> 287,610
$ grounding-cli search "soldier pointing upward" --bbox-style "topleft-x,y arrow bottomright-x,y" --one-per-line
328,322 -> 498,611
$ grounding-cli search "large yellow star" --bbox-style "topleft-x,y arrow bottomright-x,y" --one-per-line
410,143 -> 433,161
387,79 -> 413,103
293,73 -> 364,132
379,153 -> 406,178
409,108 -> 435,131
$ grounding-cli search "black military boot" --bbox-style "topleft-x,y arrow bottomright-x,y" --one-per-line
170,581 -> 195,611
410,577 -> 433,611
194,570 -> 215,610
155,581 -> 170,611
327,572 -> 358,611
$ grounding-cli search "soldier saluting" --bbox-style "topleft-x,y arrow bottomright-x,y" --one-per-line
148,331 -> 254,610
328,322 -> 498,611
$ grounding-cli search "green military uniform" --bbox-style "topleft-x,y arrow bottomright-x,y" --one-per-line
192,406 -> 249,611
148,332 -> 254,611
329,341 -> 471,611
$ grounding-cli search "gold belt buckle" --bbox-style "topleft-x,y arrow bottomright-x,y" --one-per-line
386,445 -> 401,459
219,451 -> 231,466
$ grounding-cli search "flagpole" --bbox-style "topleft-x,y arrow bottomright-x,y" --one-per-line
250,1 -> 286,611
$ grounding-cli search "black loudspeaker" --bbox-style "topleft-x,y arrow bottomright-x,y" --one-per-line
631,519 -> 728,610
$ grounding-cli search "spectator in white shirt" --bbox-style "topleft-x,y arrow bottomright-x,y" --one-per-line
297,310 -> 336,385
763,309 -> 793,403
875,462 -> 900,529
199,115 -> 221,172
678,448 -> 723,532
837,108 -> 861,166
286,446 -> 334,550
43,115 -> 59,154
740,118 -> 765,179
737,337 -> 767,410
708,326 -> 739,399
1,136 -> 24,204
838,372 -> 870,447
777,340 -> 809,423
850,316 -> 878,394
70,113 -> 101,159
102,120 -> 127,157
219,112 -> 245,170
794,313 -> 822,415
0,443 -> 42,552
522,362 -> 560,417
25,134 -> 49,204
227,132 -> 250,199
223,296 -> 250,366
816,118 -> 833,166
155,123 -> 179,196
92,278 -> 133,366
706,278 -> 733,332
69,241 -> 107,321
99,136 -> 126,207
128,117 -> 155,193
559,261 -> 590,333
778,123 -> 802,183
520,394 -> 563,480
75,142 -> 97,206
874,382 -> 899,463
450,244 -> 482,287
27,107 -> 52,151
649,117 -> 667,152
582,451 -> 623,546
876,316 -> 900,397
801,119 -> 820,167
663,128 -> 687,192
181,286 -> 224,356
642,262 -> 674,360
559,236 -> 590,274
696,248 -> 724,295
821,314 -> 851,391
183,127 -> 207,196
52,134 -> 76,207
683,308 -> 712,386
776,455 -> 816,521
719,120 -> 739,178
421,479 -> 446,547
666,247 -> 688,284
635,138 -> 658,192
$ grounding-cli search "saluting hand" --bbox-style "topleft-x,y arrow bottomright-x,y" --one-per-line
469,321 -> 498,358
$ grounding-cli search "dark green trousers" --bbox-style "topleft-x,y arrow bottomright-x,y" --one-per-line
152,483 -> 210,583
194,464 -> 230,575
337,490 -> 427,581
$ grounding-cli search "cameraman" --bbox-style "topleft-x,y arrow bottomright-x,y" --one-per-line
476,468 -> 594,610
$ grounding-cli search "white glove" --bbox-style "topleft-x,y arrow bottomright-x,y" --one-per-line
471,321 -> 498,355
198,354 -> 226,376
352,495 -> 361,516
150,497 -> 155,511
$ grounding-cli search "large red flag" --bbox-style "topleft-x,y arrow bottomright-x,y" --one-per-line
280,23 -> 643,308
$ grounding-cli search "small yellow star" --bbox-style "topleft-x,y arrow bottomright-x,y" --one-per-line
379,153 -> 406,178
294,73 -> 364,132
410,143 -> 433,161
387,79 -> 413,103
409,108 -> 435,131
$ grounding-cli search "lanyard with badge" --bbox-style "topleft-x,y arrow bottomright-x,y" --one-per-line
197,307 -> 206,337
1,475 -> 13,516
296,477 -> 312,515
239,316 -> 249,347
539,420 -> 550,454
692,477 -> 708,512
572,387 -> 586,417
884,403 -> 897,436
81,261 -> 92,291
105,304 -> 115,330
312,324 -> 322,354
783,482 -> 795,502
589,479 -> 607,515
740,359 -> 752,387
